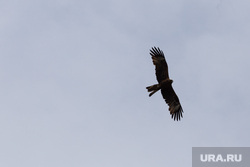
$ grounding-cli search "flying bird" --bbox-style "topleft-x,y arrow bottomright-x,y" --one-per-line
146,47 -> 183,121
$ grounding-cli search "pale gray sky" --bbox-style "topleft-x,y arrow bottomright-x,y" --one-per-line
1,0 -> 250,166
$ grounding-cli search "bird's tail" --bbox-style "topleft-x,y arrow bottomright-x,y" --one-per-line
146,84 -> 160,97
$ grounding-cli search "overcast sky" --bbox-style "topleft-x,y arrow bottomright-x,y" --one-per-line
1,0 -> 250,166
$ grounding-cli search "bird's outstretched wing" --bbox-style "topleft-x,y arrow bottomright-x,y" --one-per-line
150,47 -> 169,83
161,85 -> 183,121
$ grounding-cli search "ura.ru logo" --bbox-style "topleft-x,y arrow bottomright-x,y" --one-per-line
200,154 -> 242,162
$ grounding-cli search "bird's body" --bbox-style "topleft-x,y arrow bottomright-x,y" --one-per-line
146,47 -> 183,121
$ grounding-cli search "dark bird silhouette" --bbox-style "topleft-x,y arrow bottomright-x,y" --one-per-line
146,47 -> 183,121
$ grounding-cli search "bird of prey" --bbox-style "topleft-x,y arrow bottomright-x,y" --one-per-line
146,47 -> 183,121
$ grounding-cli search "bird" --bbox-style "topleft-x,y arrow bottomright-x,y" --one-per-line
146,47 -> 183,121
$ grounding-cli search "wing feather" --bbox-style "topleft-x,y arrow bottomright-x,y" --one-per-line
161,85 -> 183,121
150,47 -> 169,83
